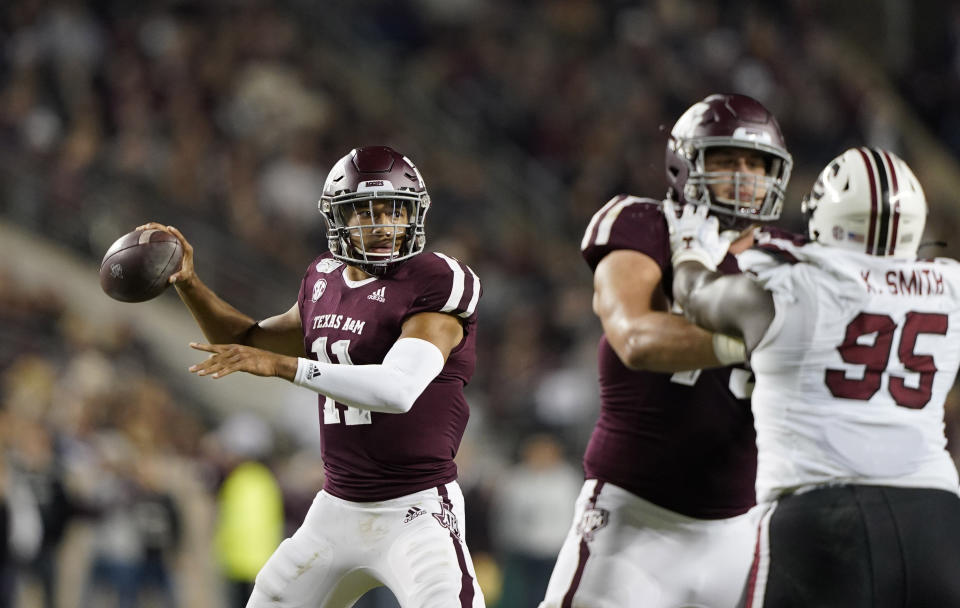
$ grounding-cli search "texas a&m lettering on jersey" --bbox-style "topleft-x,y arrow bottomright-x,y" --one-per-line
297,251 -> 481,502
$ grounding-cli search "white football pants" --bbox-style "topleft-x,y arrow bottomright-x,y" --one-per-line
539,480 -> 758,608
247,481 -> 485,608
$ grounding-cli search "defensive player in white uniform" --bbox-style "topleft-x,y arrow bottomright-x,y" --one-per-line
141,146 -> 485,607
666,147 -> 960,606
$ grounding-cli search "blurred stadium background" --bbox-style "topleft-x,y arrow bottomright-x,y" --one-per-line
2,0 -> 960,606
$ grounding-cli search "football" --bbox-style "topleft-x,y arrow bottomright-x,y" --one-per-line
99,229 -> 183,302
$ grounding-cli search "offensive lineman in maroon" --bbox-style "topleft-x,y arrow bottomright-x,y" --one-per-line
139,145 -> 485,607
540,94 -> 795,608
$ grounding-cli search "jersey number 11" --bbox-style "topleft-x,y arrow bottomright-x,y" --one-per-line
311,336 -> 372,425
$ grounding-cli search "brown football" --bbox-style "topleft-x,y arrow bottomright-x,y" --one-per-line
99,229 -> 183,302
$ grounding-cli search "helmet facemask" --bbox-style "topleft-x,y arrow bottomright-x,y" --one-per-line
677,138 -> 791,230
320,189 -> 429,276
665,94 -> 793,231
318,146 -> 431,276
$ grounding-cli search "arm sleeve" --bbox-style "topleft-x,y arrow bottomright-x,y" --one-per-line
292,337 -> 445,414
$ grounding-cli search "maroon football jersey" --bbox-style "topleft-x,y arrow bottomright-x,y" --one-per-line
297,251 -> 480,502
580,195 -> 762,519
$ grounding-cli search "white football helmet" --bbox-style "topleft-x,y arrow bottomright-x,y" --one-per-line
802,147 -> 926,258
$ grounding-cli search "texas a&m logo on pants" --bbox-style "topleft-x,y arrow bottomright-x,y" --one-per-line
433,501 -> 462,540
576,507 -> 610,542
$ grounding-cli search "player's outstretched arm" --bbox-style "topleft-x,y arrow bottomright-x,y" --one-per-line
190,312 -> 462,414
594,250 -> 729,372
136,222 -> 305,356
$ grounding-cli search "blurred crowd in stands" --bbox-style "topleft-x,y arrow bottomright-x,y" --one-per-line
3,0 -> 960,606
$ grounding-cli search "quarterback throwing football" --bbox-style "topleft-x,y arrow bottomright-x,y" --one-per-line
141,145 -> 485,607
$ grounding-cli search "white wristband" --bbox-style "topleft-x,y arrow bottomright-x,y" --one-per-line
712,333 -> 746,365
672,247 -> 719,271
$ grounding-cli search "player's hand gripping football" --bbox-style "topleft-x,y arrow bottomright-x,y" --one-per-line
189,342 -> 297,380
135,222 -> 195,285
662,200 -> 735,271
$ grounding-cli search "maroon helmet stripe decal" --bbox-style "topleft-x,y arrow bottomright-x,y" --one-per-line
888,205 -> 901,256
857,148 -> 879,255
868,148 -> 893,256
561,481 -> 605,608
437,484 -> 475,607
882,150 -> 900,195
882,150 -> 901,255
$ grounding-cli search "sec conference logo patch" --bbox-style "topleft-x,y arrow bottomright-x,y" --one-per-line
312,279 -> 327,302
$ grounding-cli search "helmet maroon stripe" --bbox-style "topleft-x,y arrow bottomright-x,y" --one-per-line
882,150 -> 900,195
868,148 -> 893,256
888,206 -> 901,256
857,148 -> 879,255
882,150 -> 901,255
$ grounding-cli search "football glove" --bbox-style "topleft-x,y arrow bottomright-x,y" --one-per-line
662,200 -> 736,271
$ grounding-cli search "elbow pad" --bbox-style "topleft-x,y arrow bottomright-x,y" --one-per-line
293,337 -> 445,413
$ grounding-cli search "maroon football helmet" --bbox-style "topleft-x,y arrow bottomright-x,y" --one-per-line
665,93 -> 793,229
319,146 -> 430,274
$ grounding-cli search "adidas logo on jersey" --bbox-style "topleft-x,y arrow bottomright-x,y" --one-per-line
367,286 -> 386,302
403,506 -> 425,523
307,364 -> 322,380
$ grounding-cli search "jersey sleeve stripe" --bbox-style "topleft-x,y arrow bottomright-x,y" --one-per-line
592,197 -> 635,247
434,252 -> 467,313
459,266 -> 481,318
580,195 -> 626,250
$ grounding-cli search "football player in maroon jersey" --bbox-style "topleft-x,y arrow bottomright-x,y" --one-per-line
139,145 -> 485,607
540,94 -> 795,608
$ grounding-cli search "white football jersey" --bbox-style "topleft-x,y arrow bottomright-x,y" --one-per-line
740,242 -> 960,503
